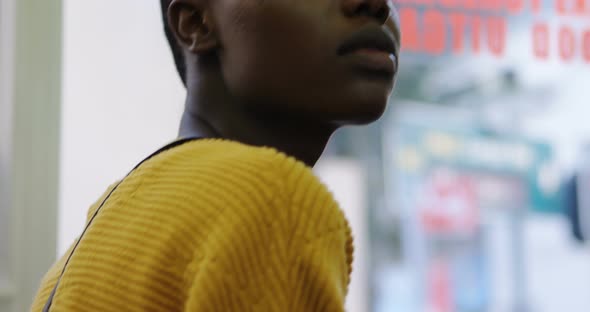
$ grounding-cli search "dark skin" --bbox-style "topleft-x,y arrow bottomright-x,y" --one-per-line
168,0 -> 401,166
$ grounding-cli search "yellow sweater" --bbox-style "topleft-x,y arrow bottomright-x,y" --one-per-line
31,139 -> 353,311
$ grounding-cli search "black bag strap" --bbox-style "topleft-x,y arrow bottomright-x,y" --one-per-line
42,137 -> 202,312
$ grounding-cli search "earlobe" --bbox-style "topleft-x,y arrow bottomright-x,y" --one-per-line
168,0 -> 219,55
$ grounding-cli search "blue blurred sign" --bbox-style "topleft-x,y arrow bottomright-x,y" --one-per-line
393,123 -> 560,213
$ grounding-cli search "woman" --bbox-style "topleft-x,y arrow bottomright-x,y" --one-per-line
32,0 -> 400,310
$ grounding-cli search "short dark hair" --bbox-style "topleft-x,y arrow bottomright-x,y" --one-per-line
160,0 -> 187,85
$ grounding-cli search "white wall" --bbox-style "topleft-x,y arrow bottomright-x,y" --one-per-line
59,0 -> 185,253
315,158 -> 370,312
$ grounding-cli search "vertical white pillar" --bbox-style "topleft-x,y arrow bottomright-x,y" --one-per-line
0,0 -> 16,310
0,0 -> 62,310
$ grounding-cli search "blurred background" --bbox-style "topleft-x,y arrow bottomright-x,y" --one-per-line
1,0 -> 589,311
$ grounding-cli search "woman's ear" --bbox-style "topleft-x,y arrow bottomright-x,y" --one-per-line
167,0 -> 219,54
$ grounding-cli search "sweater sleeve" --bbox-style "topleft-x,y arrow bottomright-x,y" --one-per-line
183,155 -> 353,312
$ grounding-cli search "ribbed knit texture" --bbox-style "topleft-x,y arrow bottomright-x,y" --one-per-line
31,139 -> 354,311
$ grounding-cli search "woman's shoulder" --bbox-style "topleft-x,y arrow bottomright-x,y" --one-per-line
146,138 -> 319,184
134,138 -> 330,201
142,138 -> 351,245
149,138 -> 290,169
123,139 -> 349,239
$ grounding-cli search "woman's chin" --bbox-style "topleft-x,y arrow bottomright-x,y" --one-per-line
328,98 -> 389,126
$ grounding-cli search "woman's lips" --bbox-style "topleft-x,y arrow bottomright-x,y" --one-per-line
345,48 -> 396,77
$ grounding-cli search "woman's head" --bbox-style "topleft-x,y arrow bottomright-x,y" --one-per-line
161,0 -> 400,126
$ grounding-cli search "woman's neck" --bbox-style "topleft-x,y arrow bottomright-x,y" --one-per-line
178,79 -> 335,167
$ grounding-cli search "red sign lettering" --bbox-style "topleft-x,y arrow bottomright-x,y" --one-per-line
533,23 -> 550,59
423,10 -> 447,54
559,26 -> 576,61
392,0 -> 590,63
